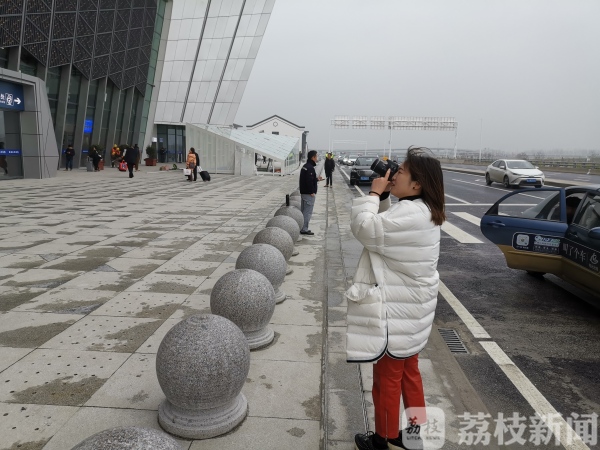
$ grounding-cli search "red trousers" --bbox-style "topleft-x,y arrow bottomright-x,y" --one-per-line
372,353 -> 426,438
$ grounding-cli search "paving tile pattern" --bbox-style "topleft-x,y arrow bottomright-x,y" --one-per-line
0,168 -> 325,449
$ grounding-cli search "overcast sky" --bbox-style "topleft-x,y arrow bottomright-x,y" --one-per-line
235,0 -> 600,154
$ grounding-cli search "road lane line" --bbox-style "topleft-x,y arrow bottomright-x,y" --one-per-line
339,167 -> 365,196
441,221 -> 483,243
480,341 -> 591,450
438,281 -> 490,339
451,212 -> 481,226
445,193 -> 470,203
451,179 -> 547,200
438,282 -> 591,449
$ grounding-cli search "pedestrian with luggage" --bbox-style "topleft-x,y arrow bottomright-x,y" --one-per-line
348,147 -> 446,450
122,145 -> 139,179
299,150 -> 323,235
324,152 -> 335,187
186,148 -> 197,182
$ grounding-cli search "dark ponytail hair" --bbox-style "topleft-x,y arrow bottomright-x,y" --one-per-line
403,146 -> 446,226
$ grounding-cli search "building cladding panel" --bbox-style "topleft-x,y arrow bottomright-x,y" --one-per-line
0,0 -> 158,93
154,0 -> 275,126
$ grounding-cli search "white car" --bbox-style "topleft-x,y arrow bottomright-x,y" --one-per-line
485,159 -> 545,188
346,155 -> 359,165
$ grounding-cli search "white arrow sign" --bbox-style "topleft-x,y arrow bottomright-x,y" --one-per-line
14,98 -> 21,105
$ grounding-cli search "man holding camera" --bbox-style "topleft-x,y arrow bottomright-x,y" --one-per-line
299,150 -> 323,235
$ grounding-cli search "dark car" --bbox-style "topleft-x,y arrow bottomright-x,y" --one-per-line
349,156 -> 379,186
480,185 -> 600,303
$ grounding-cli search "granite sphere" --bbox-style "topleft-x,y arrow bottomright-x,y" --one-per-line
235,243 -> 287,303
274,205 -> 304,230
72,427 -> 180,450
266,215 -> 300,242
253,227 -> 294,261
156,314 -> 249,439
210,269 -> 275,349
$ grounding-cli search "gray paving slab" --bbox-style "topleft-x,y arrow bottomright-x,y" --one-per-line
0,167 -> 474,450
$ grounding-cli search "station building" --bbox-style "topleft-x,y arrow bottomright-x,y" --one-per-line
0,0 -> 276,179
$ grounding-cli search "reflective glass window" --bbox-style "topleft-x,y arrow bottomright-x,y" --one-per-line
63,67 -> 82,149
82,78 -> 99,151
115,90 -> 127,145
0,111 -> 23,179
19,49 -> 38,78
46,66 -> 61,126
0,48 -> 8,69
100,80 -> 114,149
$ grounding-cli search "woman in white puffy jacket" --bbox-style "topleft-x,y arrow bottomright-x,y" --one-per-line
349,147 -> 446,450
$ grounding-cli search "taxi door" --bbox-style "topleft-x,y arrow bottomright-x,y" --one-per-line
480,188 -> 567,275
561,191 -> 600,296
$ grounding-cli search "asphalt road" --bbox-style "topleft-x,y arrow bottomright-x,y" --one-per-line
337,163 -> 600,449
442,163 -> 600,186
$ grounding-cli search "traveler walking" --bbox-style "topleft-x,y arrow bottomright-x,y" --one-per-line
122,145 -> 139,178
324,152 -> 335,187
65,145 -> 75,171
186,148 -> 197,182
348,147 -> 446,450
90,146 -> 101,171
298,150 -> 323,235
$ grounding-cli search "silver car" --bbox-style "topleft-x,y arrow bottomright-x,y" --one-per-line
485,159 -> 545,188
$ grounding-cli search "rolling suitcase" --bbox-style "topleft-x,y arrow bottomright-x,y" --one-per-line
200,170 -> 210,181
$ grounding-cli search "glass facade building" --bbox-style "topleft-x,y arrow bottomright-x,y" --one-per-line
0,0 -> 275,177
0,0 -> 166,171
146,0 -> 275,149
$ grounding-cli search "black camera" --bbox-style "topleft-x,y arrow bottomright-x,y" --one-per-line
370,158 -> 399,181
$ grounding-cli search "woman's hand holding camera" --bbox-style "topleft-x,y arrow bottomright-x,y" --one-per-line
369,169 -> 392,196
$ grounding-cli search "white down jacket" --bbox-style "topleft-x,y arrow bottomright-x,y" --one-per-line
346,195 -> 440,362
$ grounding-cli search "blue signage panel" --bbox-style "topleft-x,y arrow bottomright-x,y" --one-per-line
84,119 -> 93,134
0,149 -> 22,156
0,81 -> 25,112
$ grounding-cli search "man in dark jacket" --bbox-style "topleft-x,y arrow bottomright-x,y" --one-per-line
122,145 -> 139,178
65,145 -> 75,171
299,150 -> 322,235
324,152 -> 335,187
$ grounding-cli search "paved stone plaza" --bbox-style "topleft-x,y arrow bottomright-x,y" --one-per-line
0,166 -> 469,449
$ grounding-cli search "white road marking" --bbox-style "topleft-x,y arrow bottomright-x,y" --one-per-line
438,281 -> 490,339
439,282 -> 591,449
480,341 -> 590,450
452,179 -> 546,200
441,221 -> 483,243
339,167 -> 365,196
451,212 -> 481,226
445,193 -> 470,203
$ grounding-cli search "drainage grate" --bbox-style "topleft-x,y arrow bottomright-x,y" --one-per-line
438,328 -> 469,354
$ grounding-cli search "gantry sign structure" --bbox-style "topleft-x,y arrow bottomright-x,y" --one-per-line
330,116 -> 459,158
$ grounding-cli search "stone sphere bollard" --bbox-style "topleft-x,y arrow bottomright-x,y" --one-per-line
253,227 -> 295,275
211,269 -> 275,350
72,427 -> 180,450
235,243 -> 287,303
156,314 -> 250,439
266,215 -> 300,243
274,206 -> 304,242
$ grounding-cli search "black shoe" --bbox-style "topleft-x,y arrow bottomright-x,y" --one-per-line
355,431 -> 387,450
388,430 -> 423,450
300,230 -> 314,235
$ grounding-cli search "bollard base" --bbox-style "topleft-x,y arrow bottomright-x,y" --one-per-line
292,248 -> 299,256
296,235 -> 302,242
274,287 -> 286,304
286,264 -> 293,275
158,394 -> 248,440
246,327 -> 274,350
